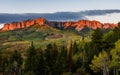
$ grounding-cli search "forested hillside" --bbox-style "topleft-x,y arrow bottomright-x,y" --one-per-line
0,23 -> 120,75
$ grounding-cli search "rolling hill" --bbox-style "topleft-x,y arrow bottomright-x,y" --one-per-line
0,23 -> 82,51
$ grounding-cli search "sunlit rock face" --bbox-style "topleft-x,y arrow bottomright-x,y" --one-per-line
75,20 -> 91,30
36,18 -> 46,25
2,18 -> 44,31
2,23 -> 9,30
103,23 -> 110,29
91,20 -> 102,29
25,19 -> 35,27
1,18 -> 118,31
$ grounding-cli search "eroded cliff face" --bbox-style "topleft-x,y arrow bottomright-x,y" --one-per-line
1,18 -> 118,31
36,18 -> 46,25
2,18 -> 45,31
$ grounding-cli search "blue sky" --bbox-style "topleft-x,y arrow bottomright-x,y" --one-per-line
0,0 -> 120,13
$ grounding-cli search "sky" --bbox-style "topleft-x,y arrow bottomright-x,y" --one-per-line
0,0 -> 120,13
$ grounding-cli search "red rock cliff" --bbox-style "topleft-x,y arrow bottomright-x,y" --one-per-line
1,18 -> 118,31
36,18 -> 46,25
2,18 -> 46,31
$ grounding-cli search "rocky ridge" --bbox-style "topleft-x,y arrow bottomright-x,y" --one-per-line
1,18 -> 118,31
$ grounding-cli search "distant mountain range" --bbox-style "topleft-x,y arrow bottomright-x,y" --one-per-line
0,9 -> 120,23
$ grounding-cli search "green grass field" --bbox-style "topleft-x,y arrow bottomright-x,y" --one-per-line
0,24 -> 91,51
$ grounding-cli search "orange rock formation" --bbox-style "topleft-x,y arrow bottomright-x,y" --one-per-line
1,18 -> 118,31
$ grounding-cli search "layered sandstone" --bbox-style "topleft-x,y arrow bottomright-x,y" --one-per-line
36,18 -> 46,25
2,18 -> 46,31
1,18 -> 118,31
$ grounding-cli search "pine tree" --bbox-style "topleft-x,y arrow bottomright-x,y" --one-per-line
91,28 -> 103,43
103,30 -> 115,50
44,43 -> 59,75
10,50 -> 23,75
113,23 -> 120,42
72,41 -> 89,72
67,41 -> 73,72
73,41 -> 78,55
0,50 -> 2,74
91,28 -> 103,55
2,51 -> 11,75
24,41 -> 37,74
56,46 -> 68,74
51,43 -> 59,75
35,48 -> 46,75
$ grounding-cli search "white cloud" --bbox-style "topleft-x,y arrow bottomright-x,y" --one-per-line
0,24 -> 4,29
85,13 -> 120,23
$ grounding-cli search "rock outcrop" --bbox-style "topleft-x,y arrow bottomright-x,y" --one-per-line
1,18 -> 118,31
2,18 -> 46,31
36,18 -> 46,25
